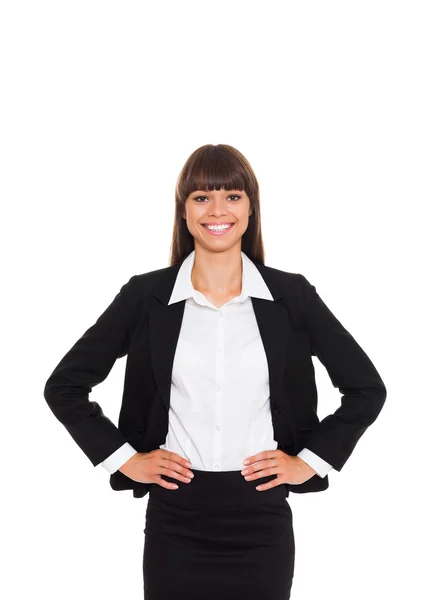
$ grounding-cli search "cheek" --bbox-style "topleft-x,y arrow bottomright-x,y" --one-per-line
187,219 -> 204,236
236,213 -> 250,226
186,207 -> 204,224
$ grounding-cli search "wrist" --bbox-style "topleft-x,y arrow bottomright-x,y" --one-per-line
295,455 -> 317,476
119,452 -> 140,472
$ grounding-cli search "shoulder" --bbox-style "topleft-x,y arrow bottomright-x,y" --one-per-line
254,261 -> 312,299
129,263 -> 177,286
258,262 -> 303,282
119,263 -> 181,301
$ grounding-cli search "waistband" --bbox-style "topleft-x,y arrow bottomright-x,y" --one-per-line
148,469 -> 290,508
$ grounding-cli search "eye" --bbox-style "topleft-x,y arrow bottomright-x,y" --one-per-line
193,194 -> 242,203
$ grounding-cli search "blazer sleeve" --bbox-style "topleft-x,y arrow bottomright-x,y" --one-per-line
43,275 -> 138,468
298,274 -> 387,472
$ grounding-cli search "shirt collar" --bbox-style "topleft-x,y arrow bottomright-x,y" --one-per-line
168,249 -> 274,305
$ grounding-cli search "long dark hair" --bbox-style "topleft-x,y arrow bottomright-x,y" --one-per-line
169,144 -> 266,266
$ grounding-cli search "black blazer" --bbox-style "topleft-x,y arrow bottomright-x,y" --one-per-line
43,257 -> 387,499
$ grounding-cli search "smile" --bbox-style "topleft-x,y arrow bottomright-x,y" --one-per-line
200,223 -> 235,236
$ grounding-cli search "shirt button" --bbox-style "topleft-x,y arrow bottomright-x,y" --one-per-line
216,385 -> 222,392
214,464 -> 220,470
216,425 -> 220,430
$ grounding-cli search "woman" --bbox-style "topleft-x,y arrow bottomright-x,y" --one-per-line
44,144 -> 387,599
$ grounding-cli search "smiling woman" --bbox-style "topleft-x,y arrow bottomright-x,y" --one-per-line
138,144 -> 299,599
43,142 -> 386,600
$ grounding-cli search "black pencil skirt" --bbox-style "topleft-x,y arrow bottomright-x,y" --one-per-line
142,469 -> 295,600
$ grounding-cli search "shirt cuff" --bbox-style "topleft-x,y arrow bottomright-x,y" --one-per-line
297,447 -> 333,479
101,443 -> 138,474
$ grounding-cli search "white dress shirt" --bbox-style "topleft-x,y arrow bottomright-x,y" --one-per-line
102,250 -> 332,479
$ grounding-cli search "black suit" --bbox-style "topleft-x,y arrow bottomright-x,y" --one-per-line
44,257 -> 387,498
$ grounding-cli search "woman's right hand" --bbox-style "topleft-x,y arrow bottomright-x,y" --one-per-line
118,449 -> 194,489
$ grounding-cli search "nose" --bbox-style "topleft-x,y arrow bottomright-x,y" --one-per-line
208,203 -> 229,215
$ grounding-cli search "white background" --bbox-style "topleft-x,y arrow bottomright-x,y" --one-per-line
1,1 -> 427,598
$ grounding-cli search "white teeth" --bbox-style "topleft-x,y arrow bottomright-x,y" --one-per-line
204,224 -> 232,230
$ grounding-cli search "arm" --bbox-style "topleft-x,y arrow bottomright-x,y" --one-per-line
298,274 -> 387,472
43,276 -> 138,467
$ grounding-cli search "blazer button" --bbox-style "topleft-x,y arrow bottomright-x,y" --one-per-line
273,406 -> 282,414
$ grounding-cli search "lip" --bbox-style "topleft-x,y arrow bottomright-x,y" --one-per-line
200,223 -> 235,236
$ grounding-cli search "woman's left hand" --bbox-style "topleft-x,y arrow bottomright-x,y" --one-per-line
241,449 -> 317,491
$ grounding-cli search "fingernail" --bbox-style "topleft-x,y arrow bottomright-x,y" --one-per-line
243,459 -> 250,465
185,461 -> 192,468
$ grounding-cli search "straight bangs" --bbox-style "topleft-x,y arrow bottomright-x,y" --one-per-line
176,145 -> 255,202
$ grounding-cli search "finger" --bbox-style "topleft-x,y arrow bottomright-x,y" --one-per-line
158,464 -> 193,484
162,459 -> 194,480
255,482 -> 269,491
154,475 -> 179,490
255,478 -> 281,491
242,458 -> 276,475
244,465 -> 277,480
243,450 -> 277,466
169,450 -> 192,468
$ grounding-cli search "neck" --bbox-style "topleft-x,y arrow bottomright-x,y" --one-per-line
191,245 -> 243,294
